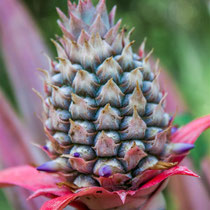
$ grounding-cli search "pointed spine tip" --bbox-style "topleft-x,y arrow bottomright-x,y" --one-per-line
71,93 -> 80,104
172,143 -> 195,154
69,118 -> 75,125
37,162 -> 57,173
139,37 -> 147,58
135,81 -> 141,93
133,105 -> 139,118
104,103 -> 111,111
128,40 -> 135,47
145,48 -> 154,63
32,88 -> 44,101
106,56 -> 113,62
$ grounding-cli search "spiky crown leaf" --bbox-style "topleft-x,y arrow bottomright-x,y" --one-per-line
37,0 -> 193,191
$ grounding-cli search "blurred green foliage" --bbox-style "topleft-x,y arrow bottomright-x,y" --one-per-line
0,190 -> 12,210
1,0 -> 210,209
0,52 -> 18,110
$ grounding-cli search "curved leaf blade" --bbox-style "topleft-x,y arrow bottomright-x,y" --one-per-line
171,115 -> 210,144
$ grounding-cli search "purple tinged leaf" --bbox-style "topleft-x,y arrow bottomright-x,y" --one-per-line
0,0 -> 50,143
169,158 -> 210,210
202,157 -> 210,189
0,90 -> 46,209
0,90 -> 45,166
141,186 -> 166,210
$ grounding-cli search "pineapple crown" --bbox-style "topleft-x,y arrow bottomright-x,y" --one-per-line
37,0 -> 194,191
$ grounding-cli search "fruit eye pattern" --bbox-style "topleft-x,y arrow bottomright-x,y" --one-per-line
37,0 -> 188,191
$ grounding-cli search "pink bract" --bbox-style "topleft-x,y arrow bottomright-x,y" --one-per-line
0,115 -> 209,209
0,165 -> 198,210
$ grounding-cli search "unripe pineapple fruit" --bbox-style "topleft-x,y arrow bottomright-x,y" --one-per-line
37,0 -> 194,191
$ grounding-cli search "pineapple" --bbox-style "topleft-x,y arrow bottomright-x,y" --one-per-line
37,0 -> 194,191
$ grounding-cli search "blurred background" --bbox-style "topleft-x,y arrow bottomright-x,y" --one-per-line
0,0 -> 210,209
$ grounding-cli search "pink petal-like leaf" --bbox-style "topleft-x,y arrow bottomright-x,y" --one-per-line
0,165 -> 87,209
40,166 -> 198,210
41,185 -> 161,210
28,188 -> 69,200
35,192 -> 88,210
0,0 -> 49,143
139,166 -> 199,190
40,188 -> 138,210
171,115 -> 210,144
41,194 -> 77,210
40,184 -> 161,210
169,158 -> 210,210
0,90 -> 35,166
0,165 -> 70,197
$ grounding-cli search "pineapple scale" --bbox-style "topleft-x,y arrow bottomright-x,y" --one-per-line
40,0 -> 172,191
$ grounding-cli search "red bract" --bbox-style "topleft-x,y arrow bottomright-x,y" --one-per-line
0,165 -> 198,210
0,115 -> 209,209
171,115 -> 210,144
